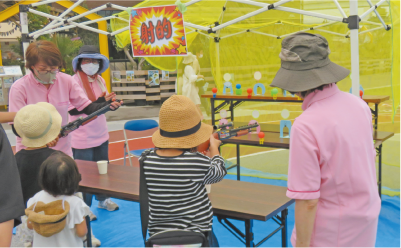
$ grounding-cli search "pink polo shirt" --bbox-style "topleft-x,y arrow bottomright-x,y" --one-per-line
9,72 -> 91,156
68,74 -> 109,149
287,84 -> 381,247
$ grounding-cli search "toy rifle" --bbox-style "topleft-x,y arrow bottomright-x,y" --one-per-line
213,122 -> 233,130
197,123 -> 259,152
59,100 -> 121,138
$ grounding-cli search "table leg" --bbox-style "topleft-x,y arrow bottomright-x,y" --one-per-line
281,209 -> 288,247
245,219 -> 254,247
85,215 -> 92,247
374,103 -> 378,132
236,144 -> 240,181
211,99 -> 215,125
83,193 -> 92,247
378,144 -> 382,198
230,100 -> 234,122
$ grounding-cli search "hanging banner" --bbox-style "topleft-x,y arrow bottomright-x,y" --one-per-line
129,5 -> 187,57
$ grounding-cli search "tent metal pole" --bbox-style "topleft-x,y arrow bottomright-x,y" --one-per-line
275,6 -> 344,22
30,19 -> 64,36
195,30 -> 212,38
220,30 -> 248,39
185,0 -> 203,7
110,26 -> 129,36
333,0 -> 347,18
249,30 -> 278,38
68,4 -> 108,22
110,4 -> 128,11
33,24 -> 75,38
361,20 -> 383,25
314,29 -> 346,37
229,0 -> 267,8
31,0 -> 59,7
19,5 -> 29,65
350,0 -> 360,97
44,0 -> 85,32
183,22 -> 210,32
213,0 -> 291,32
359,26 -> 386,34
366,0 -> 389,29
360,0 -> 387,20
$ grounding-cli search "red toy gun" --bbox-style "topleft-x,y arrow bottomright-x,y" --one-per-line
59,100 -> 121,138
197,123 -> 259,153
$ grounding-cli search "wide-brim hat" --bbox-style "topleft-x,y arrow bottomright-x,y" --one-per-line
270,32 -> 350,92
152,95 -> 213,149
182,52 -> 197,65
14,102 -> 62,148
26,200 -> 70,237
72,45 -> 109,74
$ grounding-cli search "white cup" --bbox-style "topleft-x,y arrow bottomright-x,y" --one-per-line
205,184 -> 211,194
97,160 -> 108,174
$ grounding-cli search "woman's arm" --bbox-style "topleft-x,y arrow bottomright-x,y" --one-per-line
27,220 -> 33,230
0,112 -> 16,123
75,218 -> 88,238
294,199 -> 319,247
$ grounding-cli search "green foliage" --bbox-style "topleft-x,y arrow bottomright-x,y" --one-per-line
51,34 -> 82,75
28,5 -> 51,40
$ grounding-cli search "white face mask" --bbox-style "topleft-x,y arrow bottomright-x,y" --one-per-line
81,63 -> 99,76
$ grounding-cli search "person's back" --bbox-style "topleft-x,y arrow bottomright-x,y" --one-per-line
143,150 -> 226,236
289,84 -> 380,246
26,151 -> 89,247
16,148 -> 56,206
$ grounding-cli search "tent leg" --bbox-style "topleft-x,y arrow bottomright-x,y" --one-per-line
349,0 -> 360,97
19,5 -> 30,65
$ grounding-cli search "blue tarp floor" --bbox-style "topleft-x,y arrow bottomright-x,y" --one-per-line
89,174 -> 400,247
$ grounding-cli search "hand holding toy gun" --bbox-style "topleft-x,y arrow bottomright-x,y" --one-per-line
198,123 -> 259,153
59,100 -> 122,138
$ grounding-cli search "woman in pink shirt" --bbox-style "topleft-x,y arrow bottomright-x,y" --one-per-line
9,41 -> 121,157
270,32 -> 381,247
69,45 -> 119,216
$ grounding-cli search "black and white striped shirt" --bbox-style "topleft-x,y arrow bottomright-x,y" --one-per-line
142,150 -> 226,236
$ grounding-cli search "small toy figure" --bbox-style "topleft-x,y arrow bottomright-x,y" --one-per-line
212,88 -> 218,98
271,88 -> 279,100
258,132 -> 265,144
283,90 -> 287,97
235,84 -> 242,95
349,85 -> 364,96
247,88 -> 253,98
360,90 -> 363,99
280,109 -> 291,138
223,73 -> 233,94
248,110 -> 261,134
253,83 -> 266,95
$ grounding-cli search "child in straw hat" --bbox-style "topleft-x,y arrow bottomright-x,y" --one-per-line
141,95 -> 227,246
26,151 -> 90,247
12,102 -> 62,247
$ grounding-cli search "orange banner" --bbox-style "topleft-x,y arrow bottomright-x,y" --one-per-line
129,5 -> 187,57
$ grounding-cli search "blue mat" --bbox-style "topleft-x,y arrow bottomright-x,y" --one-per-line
89,174 -> 400,247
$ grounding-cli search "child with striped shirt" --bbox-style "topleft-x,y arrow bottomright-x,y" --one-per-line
141,95 -> 227,246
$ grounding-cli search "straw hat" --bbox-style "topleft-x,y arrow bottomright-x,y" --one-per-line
270,32 -> 349,92
14,102 -> 62,148
26,200 -> 70,237
152,95 -> 213,148
182,52 -> 197,64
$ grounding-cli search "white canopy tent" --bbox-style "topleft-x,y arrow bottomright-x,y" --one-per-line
19,0 -> 391,96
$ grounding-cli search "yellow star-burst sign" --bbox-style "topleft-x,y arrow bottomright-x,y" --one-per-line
129,5 -> 187,57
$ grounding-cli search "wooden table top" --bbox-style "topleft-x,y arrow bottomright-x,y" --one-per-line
201,93 -> 390,104
76,160 -> 294,221
223,130 -> 394,148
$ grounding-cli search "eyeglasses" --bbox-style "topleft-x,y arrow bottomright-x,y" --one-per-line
82,59 -> 100,64
34,67 -> 59,75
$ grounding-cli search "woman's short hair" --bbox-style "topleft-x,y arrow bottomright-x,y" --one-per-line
290,83 -> 337,98
26,40 -> 65,71
38,151 -> 81,197
77,58 -> 103,74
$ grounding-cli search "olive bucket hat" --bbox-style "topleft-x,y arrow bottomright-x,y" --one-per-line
270,32 -> 350,92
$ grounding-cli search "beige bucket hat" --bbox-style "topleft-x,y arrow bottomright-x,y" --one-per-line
270,32 -> 350,92
152,95 -> 213,149
26,200 -> 70,237
14,102 -> 62,148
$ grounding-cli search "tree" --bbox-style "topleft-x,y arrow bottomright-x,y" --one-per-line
51,34 -> 82,75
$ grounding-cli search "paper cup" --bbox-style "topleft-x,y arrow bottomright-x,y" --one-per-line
97,160 -> 108,174
205,184 -> 211,194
